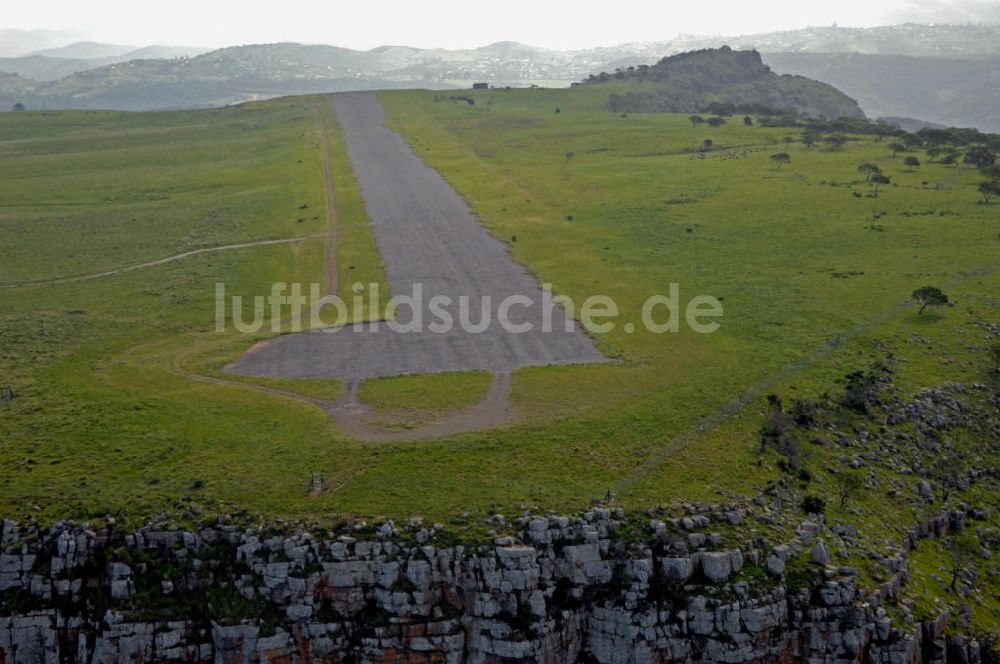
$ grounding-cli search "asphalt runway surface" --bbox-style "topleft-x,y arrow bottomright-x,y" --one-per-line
225,92 -> 605,380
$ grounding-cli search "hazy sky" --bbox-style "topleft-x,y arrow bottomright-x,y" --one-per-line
6,0 -> 1000,50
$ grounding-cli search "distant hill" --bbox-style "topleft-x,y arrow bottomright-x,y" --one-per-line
576,24 -> 1000,74
762,52 -> 1000,133
0,55 -> 89,82
0,42 -> 863,115
0,41 -> 584,111
27,41 -> 137,59
0,24 -> 998,129
0,71 -> 35,98
582,47 -> 864,120
118,45 -> 209,60
0,45 -> 212,82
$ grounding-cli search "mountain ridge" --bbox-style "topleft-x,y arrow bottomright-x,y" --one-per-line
1,24 -> 998,128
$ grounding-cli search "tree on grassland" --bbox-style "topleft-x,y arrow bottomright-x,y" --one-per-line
912,286 -> 948,315
837,470 -> 865,507
978,181 -> 1000,204
770,152 -> 791,170
858,163 -> 881,182
871,173 -> 891,196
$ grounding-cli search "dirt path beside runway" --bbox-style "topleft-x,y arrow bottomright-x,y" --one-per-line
0,234 -> 326,290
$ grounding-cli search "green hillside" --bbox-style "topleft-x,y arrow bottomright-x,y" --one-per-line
582,47 -> 865,120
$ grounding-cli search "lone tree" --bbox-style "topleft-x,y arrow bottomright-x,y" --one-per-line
871,173 -> 891,196
564,151 -> 575,164
947,533 -> 979,591
903,156 -> 921,172
707,116 -> 727,128
743,115 -> 753,126
770,152 -> 791,170
978,181 -> 1000,204
837,470 -> 865,507
888,142 -> 907,158
12,102 -> 25,112
689,115 -> 705,127
912,285 -> 948,314
858,163 -> 881,182
701,139 -> 713,152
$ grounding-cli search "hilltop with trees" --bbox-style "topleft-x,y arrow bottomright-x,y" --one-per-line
581,47 -> 865,121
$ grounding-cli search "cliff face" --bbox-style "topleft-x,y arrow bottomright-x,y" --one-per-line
0,510 -> 979,663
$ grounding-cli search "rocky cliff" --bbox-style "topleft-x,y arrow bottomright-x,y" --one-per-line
0,505 -> 984,663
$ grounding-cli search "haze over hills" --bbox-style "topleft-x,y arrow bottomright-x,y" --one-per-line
1,24 -> 998,129
29,41 -> 139,59
761,52 -> 1000,133
0,28 -> 84,57
0,45 -> 214,82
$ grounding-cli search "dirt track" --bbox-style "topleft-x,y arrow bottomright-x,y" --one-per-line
0,234 -> 326,290
327,372 -> 513,441
226,92 -> 605,381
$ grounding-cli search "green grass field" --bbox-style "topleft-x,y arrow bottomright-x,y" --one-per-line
1,83 -> 997,574
378,87 -> 999,497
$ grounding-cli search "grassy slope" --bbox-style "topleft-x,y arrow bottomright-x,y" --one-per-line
379,88 -> 996,490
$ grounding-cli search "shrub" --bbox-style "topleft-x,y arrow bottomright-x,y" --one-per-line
802,495 -> 825,515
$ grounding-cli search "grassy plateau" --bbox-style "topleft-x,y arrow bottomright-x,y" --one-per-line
1,85 -> 997,575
